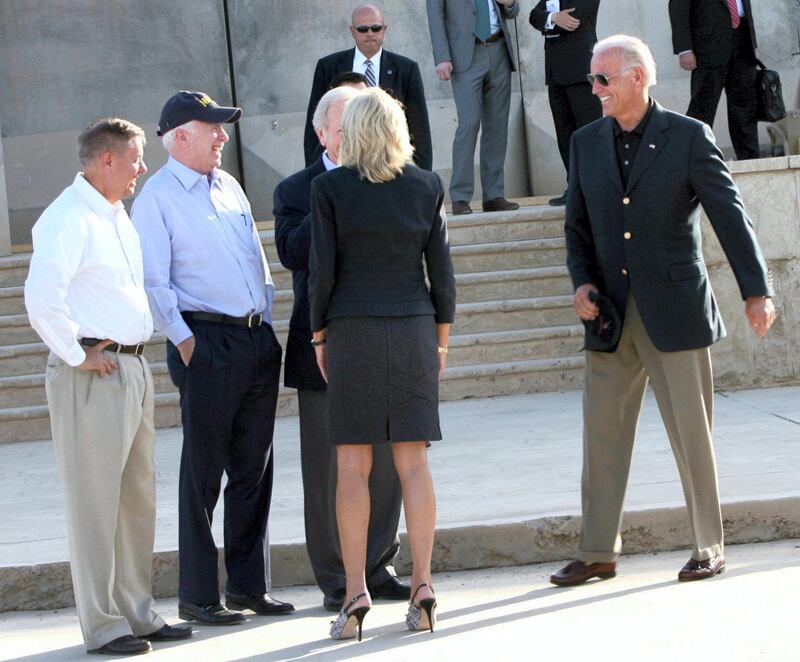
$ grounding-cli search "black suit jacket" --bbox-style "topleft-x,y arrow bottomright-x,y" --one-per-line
669,0 -> 756,67
530,0 -> 600,86
565,101 -> 772,352
308,165 -> 455,333
273,157 -> 328,391
303,48 -> 433,170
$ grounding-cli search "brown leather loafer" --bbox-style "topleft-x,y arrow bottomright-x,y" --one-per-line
678,555 -> 726,581
550,559 -> 617,586
451,201 -> 472,215
482,197 -> 520,212
88,635 -> 151,655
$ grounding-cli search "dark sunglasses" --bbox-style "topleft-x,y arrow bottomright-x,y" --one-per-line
587,67 -> 633,86
354,24 -> 385,33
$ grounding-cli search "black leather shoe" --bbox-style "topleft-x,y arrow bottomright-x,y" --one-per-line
226,592 -> 295,615
88,635 -> 151,655
678,555 -> 726,581
482,197 -> 520,212
451,201 -> 473,215
178,601 -> 246,625
548,192 -> 567,206
369,576 -> 411,600
323,587 -> 346,612
141,623 -> 193,641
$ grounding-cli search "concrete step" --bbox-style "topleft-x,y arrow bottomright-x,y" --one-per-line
0,254 -> 31,288
453,295 -> 576,334
450,237 -> 566,273
455,266 -> 572,303
448,325 -> 584,366
0,286 -> 24,316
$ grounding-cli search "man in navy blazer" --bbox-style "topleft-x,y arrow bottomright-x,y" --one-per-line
551,35 -> 775,587
303,4 -> 432,170
275,86 -> 408,612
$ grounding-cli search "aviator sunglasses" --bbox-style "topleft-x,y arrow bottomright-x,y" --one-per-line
354,24 -> 385,33
587,67 -> 632,86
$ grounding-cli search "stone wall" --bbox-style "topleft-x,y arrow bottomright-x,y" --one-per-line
709,156 -> 800,388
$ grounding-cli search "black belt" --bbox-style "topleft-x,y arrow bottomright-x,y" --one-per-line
183,311 -> 264,328
476,31 -> 504,45
80,338 -> 145,356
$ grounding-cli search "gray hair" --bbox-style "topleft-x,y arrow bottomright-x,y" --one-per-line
161,120 -> 198,152
77,118 -> 145,165
593,34 -> 657,86
312,86 -> 361,132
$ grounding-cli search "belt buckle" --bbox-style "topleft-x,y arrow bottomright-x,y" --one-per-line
247,313 -> 263,328
134,342 -> 145,356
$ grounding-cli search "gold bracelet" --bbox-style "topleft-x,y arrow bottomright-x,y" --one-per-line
437,346 -> 448,354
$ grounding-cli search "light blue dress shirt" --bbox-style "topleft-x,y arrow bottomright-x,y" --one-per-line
131,157 -> 274,345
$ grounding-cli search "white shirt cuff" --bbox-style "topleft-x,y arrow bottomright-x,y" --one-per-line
164,317 -> 194,347
545,12 -> 555,30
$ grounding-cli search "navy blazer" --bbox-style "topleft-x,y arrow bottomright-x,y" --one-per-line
273,157 -> 327,391
303,47 -> 433,170
669,0 -> 756,67
529,0 -> 600,86
565,101 -> 772,352
309,165 -> 455,333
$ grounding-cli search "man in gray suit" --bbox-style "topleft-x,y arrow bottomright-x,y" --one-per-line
426,0 -> 521,215
552,34 -> 775,587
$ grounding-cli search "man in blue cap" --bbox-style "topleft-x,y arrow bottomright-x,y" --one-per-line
132,91 -> 294,625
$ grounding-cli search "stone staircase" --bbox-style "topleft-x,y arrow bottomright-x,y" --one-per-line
0,201 -> 584,444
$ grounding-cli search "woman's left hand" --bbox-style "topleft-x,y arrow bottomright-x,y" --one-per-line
438,352 -> 447,380
315,344 -> 328,383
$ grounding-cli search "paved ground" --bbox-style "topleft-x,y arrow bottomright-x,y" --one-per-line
2,385 -> 799,567
2,539 -> 799,661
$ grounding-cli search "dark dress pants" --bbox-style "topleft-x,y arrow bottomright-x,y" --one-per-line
297,389 -> 401,595
167,320 -> 282,604
687,20 -> 759,160
548,80 -> 602,172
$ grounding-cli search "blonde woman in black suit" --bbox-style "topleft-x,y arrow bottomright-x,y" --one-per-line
308,88 -> 456,642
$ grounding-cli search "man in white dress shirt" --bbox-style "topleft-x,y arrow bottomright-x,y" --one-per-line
24,118 -> 192,655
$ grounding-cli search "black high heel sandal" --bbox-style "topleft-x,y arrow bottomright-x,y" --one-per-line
405,583 -> 437,632
330,592 -> 371,641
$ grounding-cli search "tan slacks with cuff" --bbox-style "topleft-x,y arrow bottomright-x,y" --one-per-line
45,350 -> 164,650
577,295 -> 724,564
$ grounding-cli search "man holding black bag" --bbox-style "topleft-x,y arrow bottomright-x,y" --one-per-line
669,0 -> 761,159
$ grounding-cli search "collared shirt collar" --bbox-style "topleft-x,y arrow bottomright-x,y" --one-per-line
353,46 -> 383,71
72,173 -> 123,219
166,155 -> 217,191
614,98 -> 655,138
322,151 -> 339,171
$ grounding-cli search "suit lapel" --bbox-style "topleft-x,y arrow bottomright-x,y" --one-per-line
597,118 -> 625,195
338,48 -> 356,74
624,102 -> 670,194
379,50 -> 395,92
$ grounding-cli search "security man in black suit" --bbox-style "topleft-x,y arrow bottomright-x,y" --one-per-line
669,0 -> 760,159
550,35 -> 775,588
530,0 -> 602,205
274,86 -> 408,612
304,4 -> 432,170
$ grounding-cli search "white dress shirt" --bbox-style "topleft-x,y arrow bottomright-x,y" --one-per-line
486,0 -> 502,34
25,174 -> 153,366
353,47 -> 382,82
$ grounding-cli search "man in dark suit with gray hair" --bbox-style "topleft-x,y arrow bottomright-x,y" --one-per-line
551,34 -> 775,587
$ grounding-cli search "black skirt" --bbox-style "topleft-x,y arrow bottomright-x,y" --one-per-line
325,315 -> 441,445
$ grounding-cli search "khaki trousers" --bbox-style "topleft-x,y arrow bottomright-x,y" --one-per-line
578,296 -> 724,564
45,351 -> 163,650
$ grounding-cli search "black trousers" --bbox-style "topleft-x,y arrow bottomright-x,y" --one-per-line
297,389 -> 401,595
548,80 -> 602,173
687,20 -> 759,160
167,319 -> 282,604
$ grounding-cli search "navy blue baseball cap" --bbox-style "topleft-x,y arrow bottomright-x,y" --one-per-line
157,91 -> 242,136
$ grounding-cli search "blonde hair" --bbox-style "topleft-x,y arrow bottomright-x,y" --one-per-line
338,88 -> 413,183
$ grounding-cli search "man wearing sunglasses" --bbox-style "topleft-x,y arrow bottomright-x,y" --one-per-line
553,34 -> 775,587
304,4 -> 432,171
669,0 -> 760,160
529,0 -> 602,206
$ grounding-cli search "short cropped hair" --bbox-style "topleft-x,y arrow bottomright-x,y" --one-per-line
77,118 -> 145,166
161,120 -> 198,152
312,86 -> 361,133
593,34 -> 658,86
329,71 -> 369,90
338,87 -> 413,184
